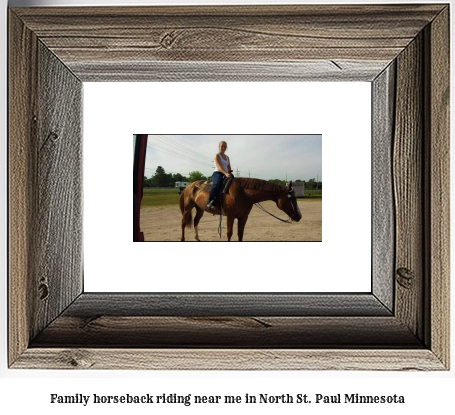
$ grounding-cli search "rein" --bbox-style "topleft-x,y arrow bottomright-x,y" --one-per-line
254,202 -> 292,223
218,202 -> 223,238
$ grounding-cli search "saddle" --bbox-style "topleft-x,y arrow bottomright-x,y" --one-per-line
195,180 -> 214,193
195,176 -> 233,195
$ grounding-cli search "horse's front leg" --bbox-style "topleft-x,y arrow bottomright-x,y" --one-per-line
226,215 -> 235,241
237,215 -> 249,241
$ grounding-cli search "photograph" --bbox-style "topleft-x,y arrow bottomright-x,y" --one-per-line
134,134 -> 322,242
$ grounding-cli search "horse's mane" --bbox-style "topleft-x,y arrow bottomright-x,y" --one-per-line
235,177 -> 285,193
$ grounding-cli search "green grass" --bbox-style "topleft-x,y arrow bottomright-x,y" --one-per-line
304,189 -> 322,199
140,187 -> 322,208
141,188 -> 180,207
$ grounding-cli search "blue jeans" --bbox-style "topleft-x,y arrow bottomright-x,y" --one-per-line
208,172 -> 225,204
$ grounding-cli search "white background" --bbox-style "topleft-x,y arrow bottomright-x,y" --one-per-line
1,0 -> 454,414
84,82 -> 371,292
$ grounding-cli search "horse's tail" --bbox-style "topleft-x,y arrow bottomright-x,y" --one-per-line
180,188 -> 193,229
179,190 -> 185,214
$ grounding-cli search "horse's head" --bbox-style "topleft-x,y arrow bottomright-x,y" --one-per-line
276,181 -> 302,222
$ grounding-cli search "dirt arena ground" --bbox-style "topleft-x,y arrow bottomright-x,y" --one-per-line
141,200 -> 322,242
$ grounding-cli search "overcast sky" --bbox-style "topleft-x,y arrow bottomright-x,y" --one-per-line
144,134 -> 322,182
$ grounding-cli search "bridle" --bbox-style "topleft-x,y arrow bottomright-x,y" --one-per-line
287,189 -> 299,216
254,188 -> 297,223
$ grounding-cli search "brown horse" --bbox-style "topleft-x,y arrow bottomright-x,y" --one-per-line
179,177 -> 302,241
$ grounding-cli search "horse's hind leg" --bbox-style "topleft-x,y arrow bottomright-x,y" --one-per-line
181,211 -> 188,241
193,206 -> 204,241
180,186 -> 199,242
181,221 -> 185,241
181,205 -> 193,242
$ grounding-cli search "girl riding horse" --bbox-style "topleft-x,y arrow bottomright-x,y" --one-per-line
206,141 -> 232,211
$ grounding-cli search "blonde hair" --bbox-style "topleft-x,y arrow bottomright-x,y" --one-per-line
219,141 -> 228,150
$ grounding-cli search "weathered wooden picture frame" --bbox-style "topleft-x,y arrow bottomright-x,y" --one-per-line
9,5 -> 449,370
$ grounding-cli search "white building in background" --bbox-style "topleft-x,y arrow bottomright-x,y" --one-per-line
289,182 -> 305,197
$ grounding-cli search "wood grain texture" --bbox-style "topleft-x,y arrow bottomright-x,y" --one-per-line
393,34 -> 424,340
8,4 -> 450,370
8,11 -> 38,366
31,316 -> 421,348
9,11 -> 84,366
33,42 -> 83,339
65,293 -> 391,317
372,63 -> 395,312
13,349 -> 445,371
70,60 -> 388,82
11,5 -> 444,82
425,6 -> 450,369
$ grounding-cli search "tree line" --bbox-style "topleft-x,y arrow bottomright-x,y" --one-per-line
268,178 -> 322,190
143,166 -> 207,188
144,166 -> 322,189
